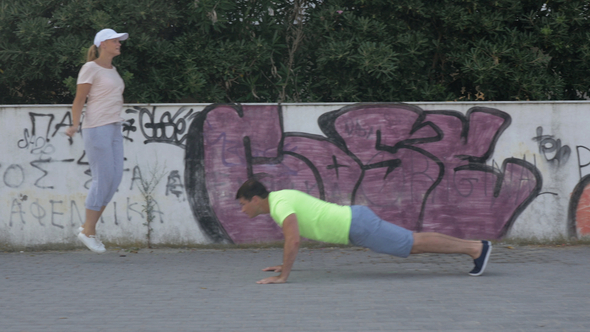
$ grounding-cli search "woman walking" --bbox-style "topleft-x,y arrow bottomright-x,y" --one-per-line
65,28 -> 129,253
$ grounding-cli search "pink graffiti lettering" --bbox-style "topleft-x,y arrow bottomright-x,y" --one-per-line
185,103 -> 541,243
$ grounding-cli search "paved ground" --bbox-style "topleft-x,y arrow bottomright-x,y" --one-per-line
1,244 -> 589,332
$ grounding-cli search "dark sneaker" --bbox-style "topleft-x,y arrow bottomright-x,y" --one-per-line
469,240 -> 492,276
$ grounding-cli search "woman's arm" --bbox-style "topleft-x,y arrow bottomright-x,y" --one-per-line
65,83 -> 92,137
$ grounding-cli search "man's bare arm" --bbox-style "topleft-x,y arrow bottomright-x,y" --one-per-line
257,213 -> 300,284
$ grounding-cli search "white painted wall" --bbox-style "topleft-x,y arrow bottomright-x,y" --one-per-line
0,102 -> 588,249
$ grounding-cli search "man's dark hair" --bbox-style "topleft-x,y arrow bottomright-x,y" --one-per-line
235,179 -> 270,200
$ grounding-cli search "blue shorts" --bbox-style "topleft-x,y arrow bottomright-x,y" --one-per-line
348,205 -> 414,258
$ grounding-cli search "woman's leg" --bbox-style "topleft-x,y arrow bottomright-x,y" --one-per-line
81,206 -> 105,236
103,123 -> 124,204
81,124 -> 117,236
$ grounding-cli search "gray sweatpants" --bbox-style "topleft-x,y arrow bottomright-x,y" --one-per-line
83,122 -> 124,211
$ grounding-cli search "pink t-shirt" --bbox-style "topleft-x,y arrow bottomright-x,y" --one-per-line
77,61 -> 125,129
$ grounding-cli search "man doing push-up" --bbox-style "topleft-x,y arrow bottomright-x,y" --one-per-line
236,179 -> 492,284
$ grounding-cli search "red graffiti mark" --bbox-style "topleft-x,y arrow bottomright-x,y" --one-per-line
575,189 -> 590,235
571,176 -> 590,237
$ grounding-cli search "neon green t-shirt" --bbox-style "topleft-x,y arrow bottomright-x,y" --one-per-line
268,190 -> 351,244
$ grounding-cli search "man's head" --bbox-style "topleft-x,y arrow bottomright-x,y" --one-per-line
236,179 -> 270,218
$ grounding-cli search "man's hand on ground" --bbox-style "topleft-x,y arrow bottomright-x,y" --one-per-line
262,265 -> 282,272
256,275 -> 287,284
256,214 -> 299,285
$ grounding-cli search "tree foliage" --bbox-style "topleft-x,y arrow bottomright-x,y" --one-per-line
0,0 -> 589,104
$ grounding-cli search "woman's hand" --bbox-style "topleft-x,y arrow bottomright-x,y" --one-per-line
65,125 -> 78,137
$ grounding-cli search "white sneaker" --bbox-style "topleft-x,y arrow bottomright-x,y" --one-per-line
74,226 -> 84,236
94,236 -> 106,250
77,232 -> 106,254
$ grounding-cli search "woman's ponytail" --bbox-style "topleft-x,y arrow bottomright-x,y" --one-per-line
86,44 -> 99,62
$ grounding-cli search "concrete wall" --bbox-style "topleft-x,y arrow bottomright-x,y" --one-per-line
1,102 -> 589,249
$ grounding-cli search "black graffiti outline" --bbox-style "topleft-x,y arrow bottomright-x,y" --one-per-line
186,104 -> 250,243
9,199 -> 26,227
127,197 -> 144,220
17,129 -> 34,149
112,201 -> 118,225
70,200 -> 84,227
150,199 -> 165,224
51,111 -> 76,145
30,159 -> 53,189
121,118 -> 137,142
326,155 -> 350,179
17,112 -> 77,189
533,126 -> 571,166
49,200 -> 65,229
319,104 -> 450,232
3,164 -> 25,188
29,157 -> 75,190
132,106 -> 197,148
166,170 -> 184,198
27,113 -> 55,142
576,145 -> 590,180
522,154 -> 557,197
30,199 -> 46,226
454,158 -> 542,237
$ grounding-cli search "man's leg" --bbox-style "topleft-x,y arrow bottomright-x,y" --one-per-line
410,232 -> 482,259
411,232 -> 492,276
349,206 -> 492,275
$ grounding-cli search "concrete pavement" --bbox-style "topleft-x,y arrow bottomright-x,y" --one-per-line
1,244 -> 589,331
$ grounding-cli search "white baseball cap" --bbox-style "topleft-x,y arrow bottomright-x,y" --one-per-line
94,28 -> 129,47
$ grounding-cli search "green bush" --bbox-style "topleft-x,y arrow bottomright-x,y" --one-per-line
0,0 -> 588,104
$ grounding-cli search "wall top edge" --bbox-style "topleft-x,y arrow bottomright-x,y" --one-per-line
1,101 -> 590,108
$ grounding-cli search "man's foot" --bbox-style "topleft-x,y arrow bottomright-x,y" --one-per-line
469,240 -> 491,276
77,232 -> 106,254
